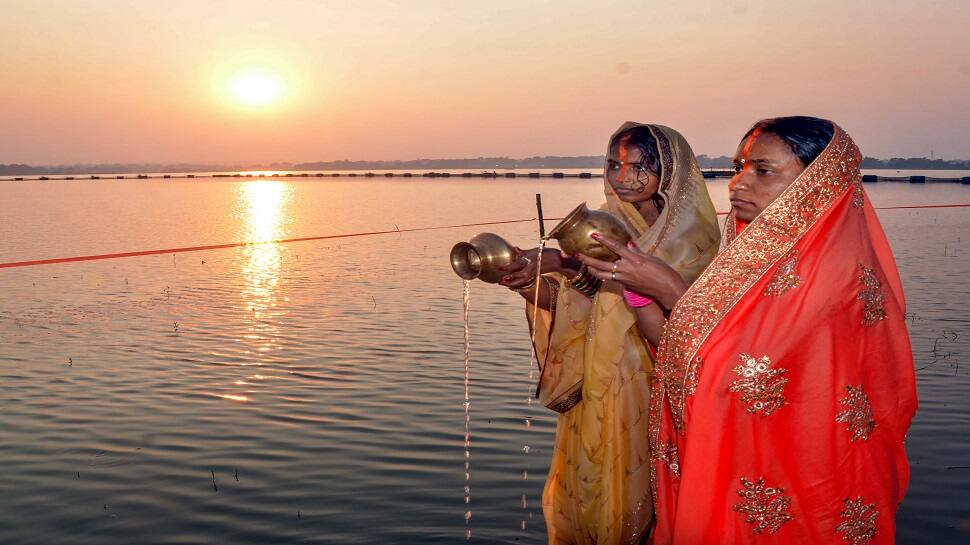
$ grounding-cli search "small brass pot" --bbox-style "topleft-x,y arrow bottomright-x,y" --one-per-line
450,232 -> 517,283
548,202 -> 632,261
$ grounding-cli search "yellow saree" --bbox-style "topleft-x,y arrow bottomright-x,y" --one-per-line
528,123 -> 720,545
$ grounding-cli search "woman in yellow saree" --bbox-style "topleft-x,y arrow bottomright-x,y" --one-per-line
500,122 -> 720,544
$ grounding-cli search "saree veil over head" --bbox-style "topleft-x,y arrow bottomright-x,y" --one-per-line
650,124 -> 917,544
529,123 -> 719,545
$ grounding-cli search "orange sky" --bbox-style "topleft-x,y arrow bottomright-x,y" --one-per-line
1,0 -> 968,164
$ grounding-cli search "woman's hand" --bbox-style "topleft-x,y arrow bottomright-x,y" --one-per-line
576,233 -> 688,310
498,247 -> 579,289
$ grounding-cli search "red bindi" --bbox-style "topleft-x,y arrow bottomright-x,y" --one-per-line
729,125 -> 763,190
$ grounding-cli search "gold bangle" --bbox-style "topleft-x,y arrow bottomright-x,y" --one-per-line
576,277 -> 601,298
572,268 -> 596,290
565,264 -> 586,284
572,275 -> 590,290
572,267 -> 594,287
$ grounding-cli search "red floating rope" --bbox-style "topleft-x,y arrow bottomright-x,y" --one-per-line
2,204 -> 969,269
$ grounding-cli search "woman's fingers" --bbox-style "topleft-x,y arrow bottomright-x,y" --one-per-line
498,260 -> 526,273
591,233 -> 638,261
584,264 -> 613,281
583,264 -> 637,286
500,273 -> 532,288
624,240 -> 651,262
499,251 -> 534,272
577,252 -> 614,273
500,261 -> 540,287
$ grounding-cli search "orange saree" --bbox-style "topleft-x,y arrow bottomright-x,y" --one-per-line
649,126 -> 917,544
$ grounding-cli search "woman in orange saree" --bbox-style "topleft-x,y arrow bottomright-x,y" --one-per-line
582,117 -> 917,544
500,122 -> 721,545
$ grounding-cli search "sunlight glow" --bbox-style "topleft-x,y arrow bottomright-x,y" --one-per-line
229,69 -> 283,106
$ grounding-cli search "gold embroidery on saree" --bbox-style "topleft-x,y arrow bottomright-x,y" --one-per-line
654,128 -> 674,192
836,384 -> 876,441
763,251 -> 801,296
729,353 -> 789,416
622,498 -> 652,545
548,387 -> 583,414
858,265 -> 886,326
654,128 -> 859,432
836,497 -> 879,544
734,476 -> 793,534
851,178 -> 865,208
683,357 -> 703,397
648,375 -> 662,507
651,441 -> 681,478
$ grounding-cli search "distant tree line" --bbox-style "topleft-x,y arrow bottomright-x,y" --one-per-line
859,157 -> 970,169
2,155 -> 969,176
0,163 -> 243,176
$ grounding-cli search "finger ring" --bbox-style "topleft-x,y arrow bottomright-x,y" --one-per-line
611,271 -> 616,281
612,261 -> 619,273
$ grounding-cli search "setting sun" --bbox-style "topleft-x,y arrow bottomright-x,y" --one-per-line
229,68 -> 283,106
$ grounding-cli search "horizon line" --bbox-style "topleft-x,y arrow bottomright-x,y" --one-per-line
3,154 -> 970,174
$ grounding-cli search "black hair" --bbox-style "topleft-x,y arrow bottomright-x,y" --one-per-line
609,125 -> 666,212
743,116 -> 834,167
611,126 -> 660,176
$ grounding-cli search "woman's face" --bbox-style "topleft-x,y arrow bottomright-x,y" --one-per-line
606,138 -> 660,204
729,132 -> 807,222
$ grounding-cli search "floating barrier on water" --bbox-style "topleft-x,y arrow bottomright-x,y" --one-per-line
3,170 -> 969,182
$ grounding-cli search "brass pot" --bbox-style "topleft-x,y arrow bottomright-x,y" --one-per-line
450,232 -> 517,283
548,202 -> 632,261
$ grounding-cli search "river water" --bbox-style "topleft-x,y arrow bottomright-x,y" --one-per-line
0,176 -> 968,544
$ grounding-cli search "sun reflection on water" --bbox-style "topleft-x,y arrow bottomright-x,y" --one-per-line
214,393 -> 250,403
224,181 -> 292,402
241,181 -> 290,307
